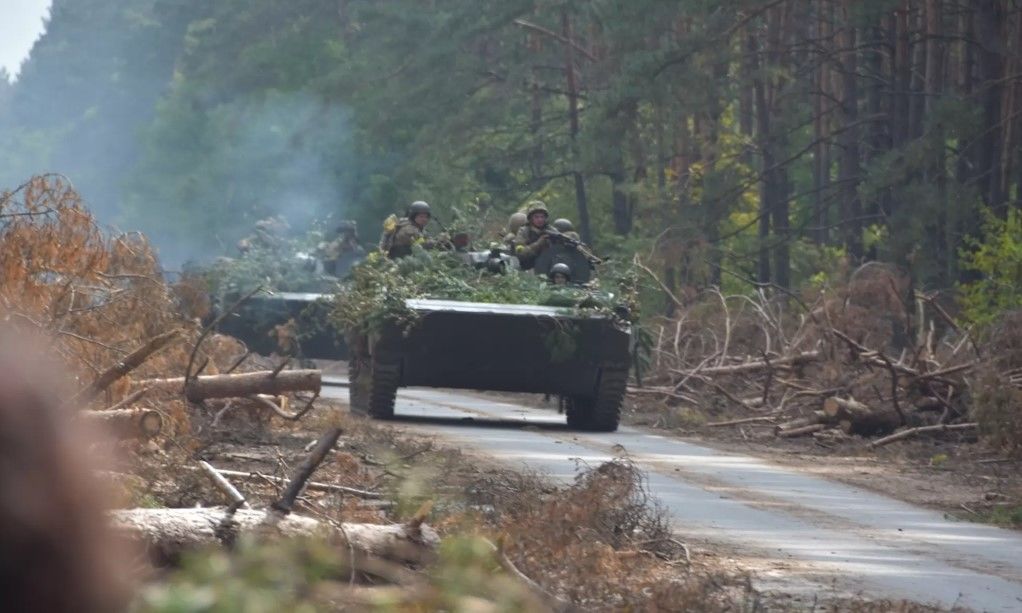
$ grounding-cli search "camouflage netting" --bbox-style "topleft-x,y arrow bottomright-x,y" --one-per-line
330,247 -> 641,337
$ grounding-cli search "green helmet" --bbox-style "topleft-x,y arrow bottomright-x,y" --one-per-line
549,262 -> 572,280
526,201 -> 549,221
407,201 -> 431,219
508,212 -> 527,232
552,218 -> 574,233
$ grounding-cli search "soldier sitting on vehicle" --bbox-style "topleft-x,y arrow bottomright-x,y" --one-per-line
551,218 -> 581,243
319,220 -> 364,275
380,201 -> 435,259
237,215 -> 290,254
512,201 -> 552,270
503,211 -> 527,251
548,262 -> 572,285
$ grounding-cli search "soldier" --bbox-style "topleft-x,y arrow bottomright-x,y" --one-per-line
548,262 -> 572,285
381,200 -> 433,259
512,201 -> 551,270
551,218 -> 581,243
503,211 -> 528,251
237,216 -> 290,254
319,220 -> 364,275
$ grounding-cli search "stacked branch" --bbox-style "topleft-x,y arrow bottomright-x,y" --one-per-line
637,268 -> 983,448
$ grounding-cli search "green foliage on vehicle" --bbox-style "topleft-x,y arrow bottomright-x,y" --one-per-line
331,249 -> 637,338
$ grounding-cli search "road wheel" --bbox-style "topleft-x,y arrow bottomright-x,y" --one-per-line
367,361 -> 400,419
565,369 -> 626,432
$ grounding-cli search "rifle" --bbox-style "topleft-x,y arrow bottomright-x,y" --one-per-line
543,228 -> 604,265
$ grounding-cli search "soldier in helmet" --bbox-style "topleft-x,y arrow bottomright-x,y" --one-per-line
548,262 -> 572,285
551,218 -> 581,243
512,201 -> 552,270
319,220 -> 364,275
382,200 -> 433,259
503,211 -> 528,251
237,215 -> 290,254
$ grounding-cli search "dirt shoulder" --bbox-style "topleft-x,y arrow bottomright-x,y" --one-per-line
626,399 -> 1022,529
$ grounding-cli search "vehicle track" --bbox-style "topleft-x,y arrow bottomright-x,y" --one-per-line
321,383 -> 1022,611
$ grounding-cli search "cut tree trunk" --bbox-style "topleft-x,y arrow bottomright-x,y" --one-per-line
823,397 -> 904,436
774,410 -> 832,435
111,508 -> 439,566
82,408 -> 162,440
137,370 -> 321,402
777,423 -> 827,438
675,351 -> 819,378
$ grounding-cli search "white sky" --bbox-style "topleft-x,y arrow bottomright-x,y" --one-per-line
0,0 -> 52,79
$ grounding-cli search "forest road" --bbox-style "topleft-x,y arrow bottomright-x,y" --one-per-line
321,381 -> 1022,611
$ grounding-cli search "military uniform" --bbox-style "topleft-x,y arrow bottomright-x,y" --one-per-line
512,223 -> 550,269
512,202 -> 552,269
386,218 -> 426,258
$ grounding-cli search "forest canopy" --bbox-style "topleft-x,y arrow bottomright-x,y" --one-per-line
2,0 -> 1022,317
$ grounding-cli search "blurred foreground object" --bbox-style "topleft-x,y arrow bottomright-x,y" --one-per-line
0,330 -> 129,612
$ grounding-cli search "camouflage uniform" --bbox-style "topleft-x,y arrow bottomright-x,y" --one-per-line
237,216 -> 289,254
387,218 -> 426,259
512,223 -> 550,269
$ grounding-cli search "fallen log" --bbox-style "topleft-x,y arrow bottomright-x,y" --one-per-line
868,423 -> 979,449
776,423 -> 827,438
823,397 -> 904,436
674,351 -> 819,378
774,410 -> 831,435
136,370 -> 321,402
707,416 -> 775,428
111,508 -> 439,566
184,466 -> 383,499
73,330 -> 180,405
81,408 -> 162,440
199,461 -> 249,509
272,427 -> 342,514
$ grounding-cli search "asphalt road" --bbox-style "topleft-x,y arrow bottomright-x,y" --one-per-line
321,381 -> 1022,611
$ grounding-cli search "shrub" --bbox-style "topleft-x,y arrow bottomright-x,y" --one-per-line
959,208 -> 1022,325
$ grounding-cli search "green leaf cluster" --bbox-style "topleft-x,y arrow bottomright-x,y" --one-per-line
958,209 -> 1022,325
331,250 -> 636,338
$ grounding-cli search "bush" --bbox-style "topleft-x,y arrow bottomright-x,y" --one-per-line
971,310 -> 1022,458
959,208 -> 1022,325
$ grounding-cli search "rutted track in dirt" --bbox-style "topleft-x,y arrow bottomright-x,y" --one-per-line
321,382 -> 1022,611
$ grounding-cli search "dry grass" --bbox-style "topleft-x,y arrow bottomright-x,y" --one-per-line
972,310 -> 1022,458
465,459 -> 748,611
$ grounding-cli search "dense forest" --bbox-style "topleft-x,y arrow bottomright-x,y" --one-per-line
2,0 -> 1022,313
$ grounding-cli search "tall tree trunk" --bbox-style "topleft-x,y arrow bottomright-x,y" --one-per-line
973,0 -> 1007,212
562,9 -> 592,243
813,0 -> 834,245
893,2 -> 912,148
752,32 -> 772,284
837,0 -> 864,262
909,3 -> 928,140
528,34 -> 544,178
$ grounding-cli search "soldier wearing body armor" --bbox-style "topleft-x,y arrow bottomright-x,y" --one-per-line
551,218 -> 581,243
512,201 -> 552,270
503,212 -> 528,251
319,220 -> 364,275
237,216 -> 290,254
381,201 -> 433,259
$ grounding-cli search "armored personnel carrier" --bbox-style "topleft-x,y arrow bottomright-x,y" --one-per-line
218,242 -> 632,431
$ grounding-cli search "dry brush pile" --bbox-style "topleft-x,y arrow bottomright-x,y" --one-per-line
3,176 -> 743,611
0,176 -> 446,604
636,263 -> 1022,454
